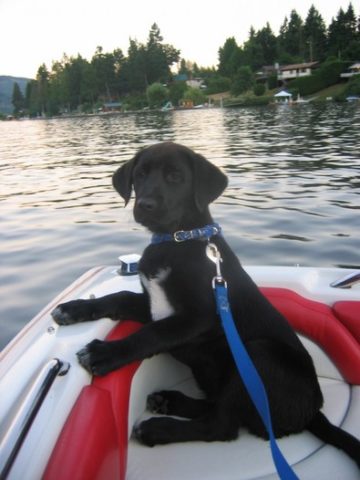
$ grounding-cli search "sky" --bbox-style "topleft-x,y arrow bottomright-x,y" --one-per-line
0,0 -> 357,79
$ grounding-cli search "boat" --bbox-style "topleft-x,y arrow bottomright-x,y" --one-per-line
0,257 -> 359,480
161,101 -> 174,112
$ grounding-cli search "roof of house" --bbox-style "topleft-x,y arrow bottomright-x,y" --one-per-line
280,61 -> 319,71
174,74 -> 188,82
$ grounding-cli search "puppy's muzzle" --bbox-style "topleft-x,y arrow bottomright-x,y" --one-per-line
137,198 -> 158,212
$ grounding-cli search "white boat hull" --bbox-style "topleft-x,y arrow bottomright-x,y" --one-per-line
0,264 -> 359,479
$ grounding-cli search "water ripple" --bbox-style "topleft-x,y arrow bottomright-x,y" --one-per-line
0,104 -> 359,348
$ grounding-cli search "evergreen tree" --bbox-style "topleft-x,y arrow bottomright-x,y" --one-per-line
218,37 -> 243,77
345,3 -> 358,36
91,46 -> 117,100
328,4 -> 359,59
231,65 -> 254,95
48,59 -> 70,113
256,23 -> 278,65
278,16 -> 288,51
145,23 -> 168,85
145,23 -> 180,85
303,5 -> 327,61
25,80 -> 40,117
12,82 -> 25,115
178,59 -> 192,76
283,10 -> 305,60
36,64 -> 50,115
122,39 -> 148,92
243,27 -> 265,70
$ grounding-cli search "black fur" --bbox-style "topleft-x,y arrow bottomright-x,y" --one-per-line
52,142 -> 360,466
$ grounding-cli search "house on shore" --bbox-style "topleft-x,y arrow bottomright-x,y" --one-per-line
173,74 -> 205,89
256,62 -> 319,86
340,62 -> 360,79
277,62 -> 319,82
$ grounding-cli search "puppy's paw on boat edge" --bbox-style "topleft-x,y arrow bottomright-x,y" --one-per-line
51,306 -> 75,325
51,299 -> 96,325
76,345 -> 94,374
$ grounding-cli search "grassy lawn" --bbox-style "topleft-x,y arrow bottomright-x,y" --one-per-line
223,82 -> 352,107
309,83 -> 347,101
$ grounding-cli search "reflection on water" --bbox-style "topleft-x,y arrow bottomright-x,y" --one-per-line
0,104 -> 359,348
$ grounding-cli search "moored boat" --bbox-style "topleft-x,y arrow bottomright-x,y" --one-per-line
0,260 -> 359,479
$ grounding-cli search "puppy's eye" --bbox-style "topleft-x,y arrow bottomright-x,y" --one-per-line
166,171 -> 183,184
135,168 -> 147,180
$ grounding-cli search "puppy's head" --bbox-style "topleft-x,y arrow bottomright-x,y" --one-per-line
113,142 -> 227,233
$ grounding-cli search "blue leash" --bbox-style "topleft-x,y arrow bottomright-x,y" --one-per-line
208,244 -> 299,480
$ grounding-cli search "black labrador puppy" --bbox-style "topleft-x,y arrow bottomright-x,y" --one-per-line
52,142 -> 360,465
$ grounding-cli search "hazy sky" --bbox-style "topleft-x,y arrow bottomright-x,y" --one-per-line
0,0 -> 357,78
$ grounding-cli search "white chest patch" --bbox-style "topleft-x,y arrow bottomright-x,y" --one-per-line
140,268 -> 175,321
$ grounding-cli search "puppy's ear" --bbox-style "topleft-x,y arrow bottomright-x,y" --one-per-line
112,155 -> 138,206
192,154 -> 228,211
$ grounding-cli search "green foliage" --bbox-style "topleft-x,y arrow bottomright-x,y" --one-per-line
231,66 -> 254,95
327,4 -> 359,60
344,75 -> 360,96
146,82 -> 168,108
145,23 -> 180,85
303,5 -> 328,61
205,76 -> 231,94
245,23 -> 277,68
267,73 -> 278,90
12,82 -> 25,114
182,87 -> 206,106
225,94 -> 272,107
288,74 -> 322,96
257,23 -> 278,64
281,10 -> 304,58
253,83 -> 266,96
318,60 -> 350,86
168,81 -> 187,106
218,38 -> 243,77
122,94 -> 148,111
23,24 -> 179,115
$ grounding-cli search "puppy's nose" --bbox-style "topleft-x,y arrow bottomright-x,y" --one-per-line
137,198 -> 157,212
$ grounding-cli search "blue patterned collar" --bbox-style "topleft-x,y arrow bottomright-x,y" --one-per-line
151,223 -> 222,244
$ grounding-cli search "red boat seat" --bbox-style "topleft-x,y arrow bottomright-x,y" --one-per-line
260,288 -> 360,385
43,321 -> 142,480
43,290 -> 360,480
332,301 -> 360,343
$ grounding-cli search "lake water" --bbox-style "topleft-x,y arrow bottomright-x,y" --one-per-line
1,104 -> 359,349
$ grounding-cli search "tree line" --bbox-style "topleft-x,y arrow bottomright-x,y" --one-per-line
11,3 -> 360,116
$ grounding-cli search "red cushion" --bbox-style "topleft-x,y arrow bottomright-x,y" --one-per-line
43,386 -> 120,480
261,288 -> 360,385
333,301 -> 360,343
43,321 -> 142,480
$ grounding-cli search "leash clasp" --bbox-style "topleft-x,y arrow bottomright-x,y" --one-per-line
206,243 -> 227,288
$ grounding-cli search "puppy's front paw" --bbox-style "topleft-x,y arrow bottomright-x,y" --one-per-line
147,392 -> 170,414
51,299 -> 96,325
76,339 -> 119,376
133,418 -> 180,446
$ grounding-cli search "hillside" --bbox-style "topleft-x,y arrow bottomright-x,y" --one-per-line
0,76 -> 31,113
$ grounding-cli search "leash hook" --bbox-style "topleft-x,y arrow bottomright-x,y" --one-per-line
206,242 -> 227,288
